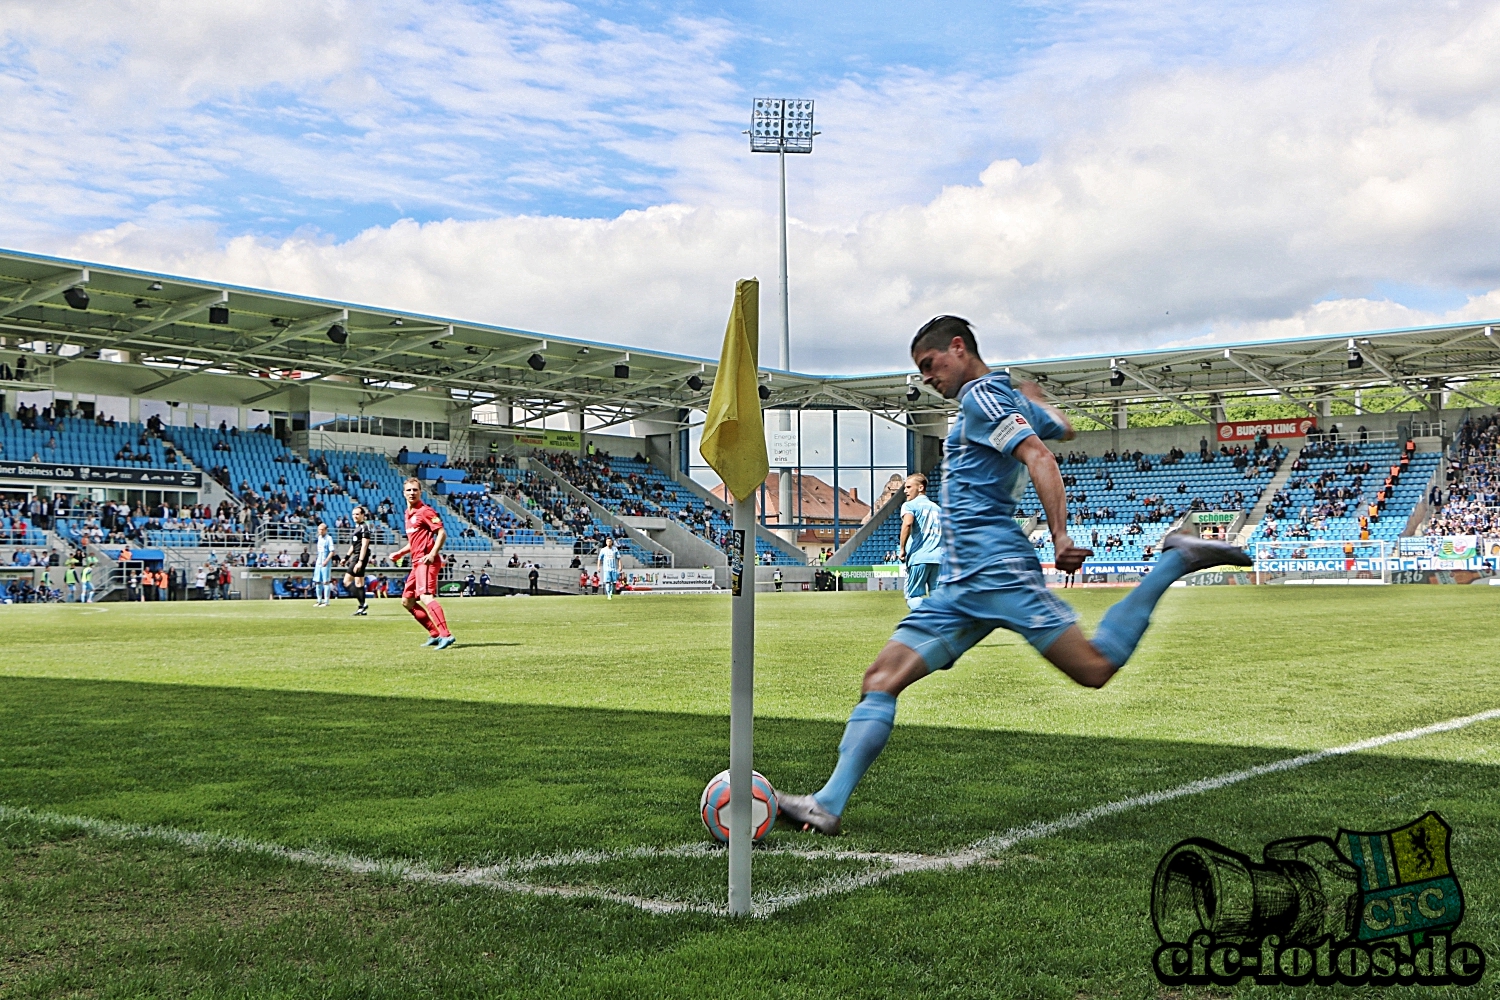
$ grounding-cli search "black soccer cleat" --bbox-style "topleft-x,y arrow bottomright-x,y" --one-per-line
1161,531 -> 1254,573
776,792 -> 842,836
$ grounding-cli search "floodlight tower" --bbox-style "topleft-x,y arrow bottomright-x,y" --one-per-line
750,98 -> 817,543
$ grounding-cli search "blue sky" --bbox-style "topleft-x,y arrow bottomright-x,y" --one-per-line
3,0 -> 1499,371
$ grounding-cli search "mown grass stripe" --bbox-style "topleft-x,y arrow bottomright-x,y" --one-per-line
5,706 -> 1496,918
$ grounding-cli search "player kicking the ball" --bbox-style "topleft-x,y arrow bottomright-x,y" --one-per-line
776,316 -> 1252,835
344,505 -> 373,616
390,477 -> 455,650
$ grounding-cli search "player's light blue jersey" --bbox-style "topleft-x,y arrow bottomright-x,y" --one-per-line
900,494 -> 944,564
316,533 -> 335,567
939,371 -> 1068,585
599,545 -> 620,572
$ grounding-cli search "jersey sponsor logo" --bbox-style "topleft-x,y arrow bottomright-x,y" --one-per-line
988,413 -> 1032,453
1151,812 -> 1483,987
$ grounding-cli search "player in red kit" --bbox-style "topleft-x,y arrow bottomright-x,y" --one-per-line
390,476 -> 456,650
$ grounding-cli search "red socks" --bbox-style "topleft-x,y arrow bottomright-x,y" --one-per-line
425,600 -> 451,637
409,602 -> 439,637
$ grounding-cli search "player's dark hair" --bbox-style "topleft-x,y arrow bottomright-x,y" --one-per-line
910,315 -> 978,357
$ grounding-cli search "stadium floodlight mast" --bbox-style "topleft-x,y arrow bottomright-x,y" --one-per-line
750,98 -> 817,542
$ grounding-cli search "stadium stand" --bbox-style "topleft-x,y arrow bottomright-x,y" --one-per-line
451,458 -> 659,564
1424,415 -> 1499,535
168,426 -> 489,552
2,410 -> 172,468
1246,438 -> 1439,546
1024,446 -> 1278,563
536,450 -> 803,565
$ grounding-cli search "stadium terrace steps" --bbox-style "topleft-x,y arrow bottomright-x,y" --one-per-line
1243,442 -> 1440,549
445,462 -> 651,566
1236,456 -> 1298,545
659,460 -> 807,565
519,459 -> 672,566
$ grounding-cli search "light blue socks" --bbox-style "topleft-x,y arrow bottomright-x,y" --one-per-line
1089,548 -> 1189,667
813,691 -> 897,816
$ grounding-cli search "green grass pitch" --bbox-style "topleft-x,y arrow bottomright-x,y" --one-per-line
2,587 -> 1498,998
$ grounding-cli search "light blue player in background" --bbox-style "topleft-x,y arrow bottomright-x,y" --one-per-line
597,536 -> 620,600
776,315 -> 1252,836
313,522 -> 335,607
898,473 -> 943,609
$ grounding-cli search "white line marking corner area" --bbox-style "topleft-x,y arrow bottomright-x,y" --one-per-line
3,707 -> 1497,920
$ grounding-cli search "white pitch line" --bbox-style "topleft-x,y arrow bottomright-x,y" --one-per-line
5,706 -> 1497,919
749,705 -> 1500,915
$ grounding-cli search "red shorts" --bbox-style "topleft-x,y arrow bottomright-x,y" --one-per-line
403,559 -> 442,598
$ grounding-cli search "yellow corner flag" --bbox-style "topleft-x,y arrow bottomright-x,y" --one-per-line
699,279 -> 769,501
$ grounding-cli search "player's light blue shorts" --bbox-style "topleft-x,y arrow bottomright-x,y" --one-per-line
891,556 -> 1079,672
604,569 -> 619,583
313,565 -> 331,583
904,561 -> 939,602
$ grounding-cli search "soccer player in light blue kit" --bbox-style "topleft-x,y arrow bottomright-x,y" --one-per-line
777,316 -> 1252,835
597,537 -> 621,600
898,473 -> 942,609
313,522 -> 335,607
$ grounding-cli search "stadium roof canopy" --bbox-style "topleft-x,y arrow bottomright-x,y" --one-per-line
2,246 -> 1498,430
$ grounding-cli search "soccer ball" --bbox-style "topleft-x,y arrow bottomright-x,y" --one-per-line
699,769 -> 778,844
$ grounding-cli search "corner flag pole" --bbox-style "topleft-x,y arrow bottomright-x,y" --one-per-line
697,278 -> 769,917
728,492 -> 755,915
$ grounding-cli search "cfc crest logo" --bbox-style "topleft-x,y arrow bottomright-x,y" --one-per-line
1151,813 -> 1485,987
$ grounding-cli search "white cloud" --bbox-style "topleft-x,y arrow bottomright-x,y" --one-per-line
16,1 -> 1500,374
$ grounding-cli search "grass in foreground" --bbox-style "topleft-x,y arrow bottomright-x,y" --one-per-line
1,587 -> 1498,997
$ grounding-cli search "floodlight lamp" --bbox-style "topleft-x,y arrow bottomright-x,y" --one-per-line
1200,361 -> 1213,370
326,324 -> 348,345
686,374 -> 704,392
614,364 -> 630,379
208,304 -> 230,324
750,97 -> 815,153
133,297 -> 151,309
1486,326 -> 1495,338
390,318 -> 404,327
1348,350 -> 1363,370
906,385 -> 921,402
758,384 -> 771,400
62,286 -> 90,310
147,281 -> 163,291
1109,367 -> 1125,387
1160,365 -> 1172,373
1035,372 -> 1048,382
465,345 -> 479,355
527,353 -> 546,371
430,341 -> 445,350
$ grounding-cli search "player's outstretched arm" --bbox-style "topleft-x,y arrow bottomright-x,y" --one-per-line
1017,381 -> 1075,441
1014,436 -> 1092,572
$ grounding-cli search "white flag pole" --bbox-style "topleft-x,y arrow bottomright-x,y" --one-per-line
727,494 -> 756,915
